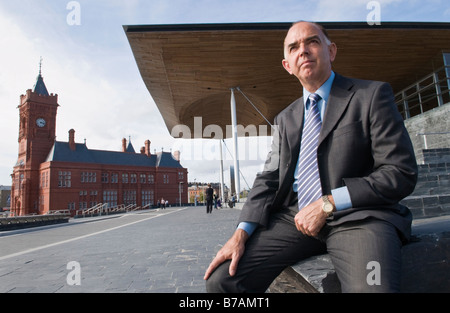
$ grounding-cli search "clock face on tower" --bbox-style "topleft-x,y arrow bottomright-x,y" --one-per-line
36,118 -> 46,128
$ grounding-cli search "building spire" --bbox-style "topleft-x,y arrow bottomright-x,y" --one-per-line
39,56 -> 43,76
33,57 -> 49,96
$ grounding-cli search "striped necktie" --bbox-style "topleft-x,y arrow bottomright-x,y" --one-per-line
297,93 -> 322,210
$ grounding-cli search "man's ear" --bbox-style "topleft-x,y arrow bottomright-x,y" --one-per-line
282,59 -> 293,75
328,42 -> 337,63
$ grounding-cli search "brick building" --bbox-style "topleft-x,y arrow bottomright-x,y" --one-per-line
10,69 -> 188,216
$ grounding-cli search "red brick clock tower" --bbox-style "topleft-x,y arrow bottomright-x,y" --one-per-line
11,64 -> 59,216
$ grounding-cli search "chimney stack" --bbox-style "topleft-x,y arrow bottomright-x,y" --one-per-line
145,140 -> 151,156
173,150 -> 181,162
122,138 -> 127,152
69,129 -> 76,151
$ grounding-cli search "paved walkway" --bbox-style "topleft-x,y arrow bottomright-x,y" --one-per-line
0,206 -> 241,293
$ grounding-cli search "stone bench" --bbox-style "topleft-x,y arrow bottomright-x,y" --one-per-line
268,215 -> 450,293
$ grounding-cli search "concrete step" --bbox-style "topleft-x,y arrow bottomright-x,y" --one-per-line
401,194 -> 450,218
410,173 -> 450,197
406,160 -> 449,199
416,148 -> 450,165
417,162 -> 449,177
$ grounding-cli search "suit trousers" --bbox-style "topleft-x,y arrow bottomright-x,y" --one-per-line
206,200 -> 213,213
205,207 -> 403,293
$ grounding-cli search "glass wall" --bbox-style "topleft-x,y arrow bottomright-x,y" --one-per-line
443,52 -> 450,93
395,52 -> 450,120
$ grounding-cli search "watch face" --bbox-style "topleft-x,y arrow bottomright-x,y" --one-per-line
36,118 -> 46,127
324,203 -> 334,213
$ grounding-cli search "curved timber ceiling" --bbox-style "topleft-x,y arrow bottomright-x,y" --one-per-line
124,22 -> 450,138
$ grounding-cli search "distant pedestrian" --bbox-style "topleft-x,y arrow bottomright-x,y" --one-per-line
160,198 -> 165,209
205,184 -> 214,214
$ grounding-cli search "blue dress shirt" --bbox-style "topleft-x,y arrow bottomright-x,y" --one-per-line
238,72 -> 352,236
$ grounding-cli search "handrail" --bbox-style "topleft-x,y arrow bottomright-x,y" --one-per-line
416,132 -> 450,149
395,65 -> 450,120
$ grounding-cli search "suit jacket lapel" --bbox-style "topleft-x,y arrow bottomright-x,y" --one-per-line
285,97 -> 304,160
275,97 -> 303,198
319,73 -> 355,146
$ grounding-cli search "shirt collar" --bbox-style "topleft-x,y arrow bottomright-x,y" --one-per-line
303,71 -> 335,106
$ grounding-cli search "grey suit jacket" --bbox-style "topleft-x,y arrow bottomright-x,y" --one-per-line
238,73 -> 418,240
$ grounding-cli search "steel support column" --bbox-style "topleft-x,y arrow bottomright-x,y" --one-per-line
230,88 -> 240,201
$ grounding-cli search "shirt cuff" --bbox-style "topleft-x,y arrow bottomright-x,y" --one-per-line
237,222 -> 258,237
331,186 -> 352,211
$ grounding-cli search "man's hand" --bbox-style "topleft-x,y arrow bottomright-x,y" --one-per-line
295,196 -> 334,237
203,228 -> 248,280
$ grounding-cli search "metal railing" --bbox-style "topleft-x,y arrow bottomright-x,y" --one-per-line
395,65 -> 450,120
416,132 -> 450,150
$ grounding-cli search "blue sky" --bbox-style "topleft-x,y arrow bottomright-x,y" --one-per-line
0,0 -> 449,188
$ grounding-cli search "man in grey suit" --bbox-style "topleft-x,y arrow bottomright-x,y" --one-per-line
204,21 -> 418,292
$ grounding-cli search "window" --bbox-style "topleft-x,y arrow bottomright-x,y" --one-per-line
39,195 -> 44,210
111,173 -> 118,184
142,190 -> 154,206
103,190 -> 118,208
178,171 -> 184,180
163,174 -> 169,184
102,173 -> 109,183
130,173 -> 137,184
148,174 -> 154,184
81,172 -> 96,183
122,173 -> 128,183
40,172 -> 47,188
58,171 -> 71,188
123,190 -> 136,206
140,174 -> 146,184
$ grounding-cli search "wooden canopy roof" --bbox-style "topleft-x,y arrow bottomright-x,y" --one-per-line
124,22 -> 450,138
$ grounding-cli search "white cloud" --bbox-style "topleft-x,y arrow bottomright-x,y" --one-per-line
0,11 -> 42,185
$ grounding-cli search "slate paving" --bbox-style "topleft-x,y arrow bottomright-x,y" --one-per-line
0,206 -> 241,293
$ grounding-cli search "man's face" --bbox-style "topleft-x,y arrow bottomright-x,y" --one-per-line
282,22 -> 337,90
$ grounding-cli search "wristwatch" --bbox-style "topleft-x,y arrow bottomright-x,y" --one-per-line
321,195 -> 335,217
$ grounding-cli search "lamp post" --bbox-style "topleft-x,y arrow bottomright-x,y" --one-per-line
179,181 -> 184,207
194,178 -> 197,206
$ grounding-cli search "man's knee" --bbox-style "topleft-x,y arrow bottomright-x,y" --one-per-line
205,261 -> 241,293
205,265 -> 225,293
